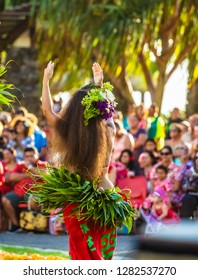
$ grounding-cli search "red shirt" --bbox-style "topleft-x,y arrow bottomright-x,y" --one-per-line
0,161 -> 5,194
14,160 -> 47,197
2,161 -> 26,194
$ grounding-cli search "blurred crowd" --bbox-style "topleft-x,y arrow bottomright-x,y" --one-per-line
109,103 -> 198,229
0,101 -> 198,234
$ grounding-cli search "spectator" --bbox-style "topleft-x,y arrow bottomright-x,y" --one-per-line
27,112 -> 47,161
108,160 -> 131,186
0,111 -> 12,127
172,144 -> 193,212
147,103 -> 166,150
149,145 -> 180,195
1,147 -> 47,232
122,103 -> 135,130
165,123 -> 185,159
152,164 -> 172,205
118,149 -> 135,176
190,124 -> 198,159
1,148 -> 26,195
0,120 -> 3,135
14,106 -> 28,117
111,119 -> 134,161
179,150 -> 198,219
166,107 -> 184,139
9,116 -> 35,162
150,189 -> 181,223
112,110 -> 124,123
108,149 -> 135,185
135,103 -> 148,130
0,160 -> 5,196
127,114 -> 148,161
143,138 -> 160,161
137,150 -> 157,193
181,120 -> 192,143
1,127 -> 15,148
0,136 -> 6,160
188,114 -> 198,141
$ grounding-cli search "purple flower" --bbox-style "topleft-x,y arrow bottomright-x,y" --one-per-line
95,100 -> 115,120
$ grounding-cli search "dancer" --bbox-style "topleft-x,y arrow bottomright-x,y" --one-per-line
31,61 -> 135,260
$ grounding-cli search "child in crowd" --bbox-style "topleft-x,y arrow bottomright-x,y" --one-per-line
152,165 -> 173,199
142,165 -> 172,212
151,189 -> 181,223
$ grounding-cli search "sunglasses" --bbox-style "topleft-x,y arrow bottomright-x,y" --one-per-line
160,152 -> 171,156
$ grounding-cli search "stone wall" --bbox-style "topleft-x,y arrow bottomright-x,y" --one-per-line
5,47 -> 42,117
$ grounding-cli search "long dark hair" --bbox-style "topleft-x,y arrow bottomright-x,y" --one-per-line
118,149 -> 135,171
52,84 -> 112,181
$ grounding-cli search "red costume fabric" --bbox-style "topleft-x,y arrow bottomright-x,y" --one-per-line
155,208 -> 181,223
63,204 -> 117,260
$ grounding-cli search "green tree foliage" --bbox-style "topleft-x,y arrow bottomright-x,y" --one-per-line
3,0 -> 198,114
0,62 -> 17,108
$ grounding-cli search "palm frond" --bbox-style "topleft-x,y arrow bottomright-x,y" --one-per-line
28,166 -> 136,231
0,64 -> 17,108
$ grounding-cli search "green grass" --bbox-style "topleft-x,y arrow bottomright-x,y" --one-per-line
0,245 -> 69,258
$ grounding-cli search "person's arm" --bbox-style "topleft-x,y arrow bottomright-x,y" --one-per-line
157,203 -> 168,220
92,62 -> 103,86
9,172 -> 29,182
42,61 -> 60,127
92,62 -> 116,132
124,133 -> 135,151
134,133 -> 148,149
150,178 -> 155,193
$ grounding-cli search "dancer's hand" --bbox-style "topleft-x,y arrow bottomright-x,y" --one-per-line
43,61 -> 54,82
92,62 -> 103,86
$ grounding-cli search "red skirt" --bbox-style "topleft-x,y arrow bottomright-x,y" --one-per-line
63,204 -> 117,260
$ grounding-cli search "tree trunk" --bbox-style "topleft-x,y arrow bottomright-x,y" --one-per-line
151,72 -> 166,113
113,76 -> 134,117
186,78 -> 198,117
106,68 -> 134,117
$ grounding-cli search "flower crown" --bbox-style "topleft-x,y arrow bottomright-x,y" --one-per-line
81,82 -> 117,126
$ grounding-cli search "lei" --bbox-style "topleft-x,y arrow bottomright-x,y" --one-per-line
29,166 -> 136,231
81,82 -> 117,126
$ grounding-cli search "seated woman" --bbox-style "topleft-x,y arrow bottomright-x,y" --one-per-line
9,116 -> 35,162
137,150 -> 157,194
1,148 -> 26,195
108,149 -> 135,186
118,149 -> 135,177
180,150 -> 198,219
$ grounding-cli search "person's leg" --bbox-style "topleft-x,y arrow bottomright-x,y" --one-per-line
180,194 -> 197,218
1,192 -> 21,227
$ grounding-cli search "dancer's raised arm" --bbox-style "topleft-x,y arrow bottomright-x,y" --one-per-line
42,61 -> 60,126
92,62 -> 115,133
92,62 -> 104,86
